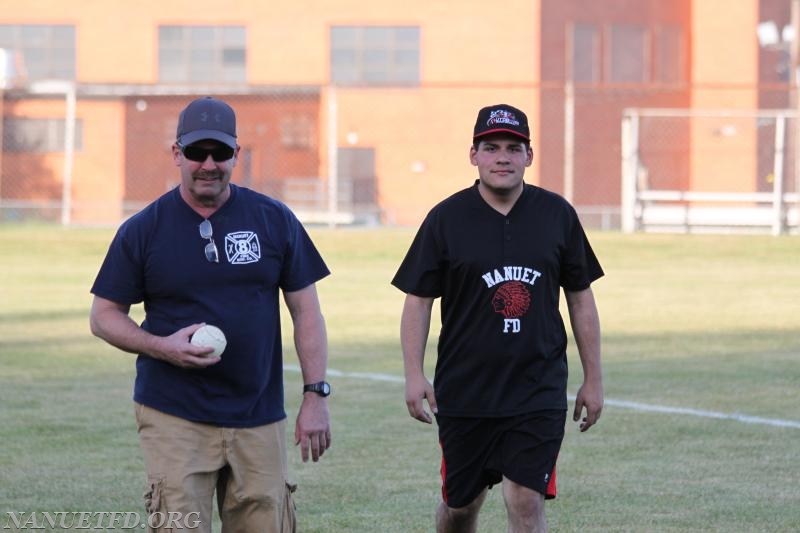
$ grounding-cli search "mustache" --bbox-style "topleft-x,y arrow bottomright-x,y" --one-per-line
193,171 -> 223,180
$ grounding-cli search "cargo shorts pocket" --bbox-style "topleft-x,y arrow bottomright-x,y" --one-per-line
282,482 -> 297,533
143,477 -> 165,532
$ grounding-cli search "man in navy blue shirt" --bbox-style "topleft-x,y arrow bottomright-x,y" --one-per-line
90,97 -> 331,532
393,104 -> 604,533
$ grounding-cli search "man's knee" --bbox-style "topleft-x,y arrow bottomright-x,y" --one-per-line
502,478 -> 546,528
440,501 -> 477,521
504,485 -> 544,509
437,490 -> 487,533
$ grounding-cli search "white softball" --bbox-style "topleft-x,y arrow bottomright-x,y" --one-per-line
190,325 -> 227,358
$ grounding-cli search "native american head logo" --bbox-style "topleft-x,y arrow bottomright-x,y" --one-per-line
491,280 -> 531,318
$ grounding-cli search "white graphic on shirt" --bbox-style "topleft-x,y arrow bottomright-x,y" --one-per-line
224,231 -> 261,264
482,266 -> 542,288
484,266 -> 541,334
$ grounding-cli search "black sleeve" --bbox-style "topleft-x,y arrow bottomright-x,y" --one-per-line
391,211 -> 445,297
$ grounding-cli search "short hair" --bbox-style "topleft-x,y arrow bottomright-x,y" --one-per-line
472,137 -> 532,151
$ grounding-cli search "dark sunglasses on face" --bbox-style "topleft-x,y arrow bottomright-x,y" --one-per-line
179,142 -> 235,163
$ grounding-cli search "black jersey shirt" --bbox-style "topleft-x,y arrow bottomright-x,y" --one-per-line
392,181 -> 603,417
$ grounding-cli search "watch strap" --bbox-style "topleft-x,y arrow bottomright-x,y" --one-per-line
303,381 -> 331,397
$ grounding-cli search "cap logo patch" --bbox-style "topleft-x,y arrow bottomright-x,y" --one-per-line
473,103 -> 530,140
487,109 -> 520,128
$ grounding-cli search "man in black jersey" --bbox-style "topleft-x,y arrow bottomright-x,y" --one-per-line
392,104 -> 604,533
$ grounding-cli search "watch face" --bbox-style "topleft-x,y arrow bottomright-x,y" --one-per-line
305,381 -> 331,396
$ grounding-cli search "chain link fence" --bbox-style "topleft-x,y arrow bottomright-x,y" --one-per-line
0,85 -> 354,225
622,108 -> 800,234
1,82 -> 798,232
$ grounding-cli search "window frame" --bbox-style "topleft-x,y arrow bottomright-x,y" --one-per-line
0,24 -> 76,81
3,117 -> 83,153
158,25 -> 247,84
330,25 -> 420,87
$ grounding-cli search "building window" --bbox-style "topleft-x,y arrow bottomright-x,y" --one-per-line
0,25 -> 75,81
656,25 -> 685,84
571,23 -> 600,83
3,117 -> 83,153
568,21 -> 684,85
158,26 -> 246,83
331,26 -> 420,86
280,114 -> 316,149
609,24 -> 649,83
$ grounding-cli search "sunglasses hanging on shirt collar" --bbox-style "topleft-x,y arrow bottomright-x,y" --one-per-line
199,219 -> 219,263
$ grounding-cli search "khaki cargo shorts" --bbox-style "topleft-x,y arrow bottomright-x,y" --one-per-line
134,402 -> 296,533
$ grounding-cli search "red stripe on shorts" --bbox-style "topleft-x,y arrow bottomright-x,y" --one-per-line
546,462 -> 557,499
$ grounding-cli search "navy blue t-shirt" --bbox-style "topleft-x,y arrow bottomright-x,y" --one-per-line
91,184 -> 329,427
392,182 -> 603,417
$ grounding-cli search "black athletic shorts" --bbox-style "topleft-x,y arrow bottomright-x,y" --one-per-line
436,410 -> 566,509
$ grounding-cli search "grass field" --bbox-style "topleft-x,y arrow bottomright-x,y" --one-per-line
1,224 -> 799,532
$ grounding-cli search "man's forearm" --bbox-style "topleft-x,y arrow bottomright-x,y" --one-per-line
294,311 -> 329,383
285,284 -> 329,384
565,288 -> 602,383
90,298 -> 155,356
400,295 -> 433,378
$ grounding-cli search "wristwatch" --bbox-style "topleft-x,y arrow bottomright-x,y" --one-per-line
303,381 -> 331,397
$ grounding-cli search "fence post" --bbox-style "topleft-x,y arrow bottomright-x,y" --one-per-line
61,83 -> 77,226
772,114 -> 786,236
29,80 -> 77,226
620,109 -> 639,233
326,85 -> 338,228
563,81 -> 574,203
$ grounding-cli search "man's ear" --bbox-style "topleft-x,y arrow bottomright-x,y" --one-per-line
172,144 -> 183,166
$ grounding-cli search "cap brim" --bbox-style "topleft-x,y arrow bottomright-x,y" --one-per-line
474,128 -> 529,141
179,130 -> 237,149
472,128 -> 531,141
